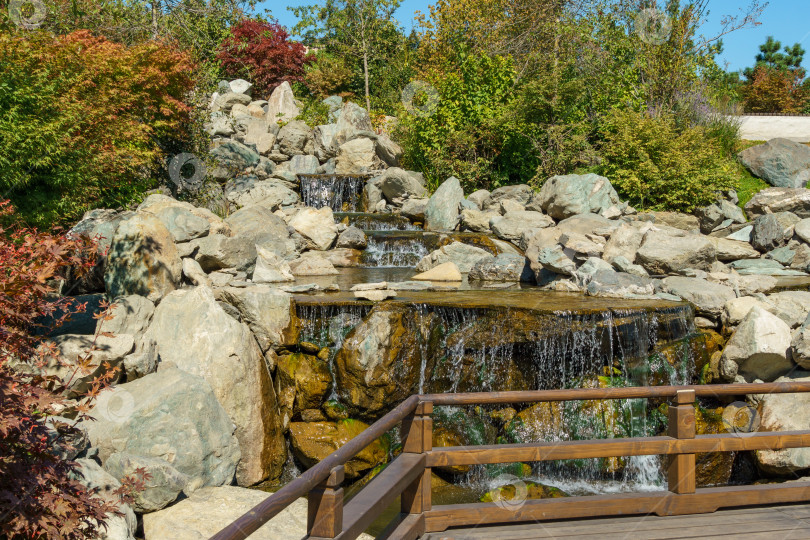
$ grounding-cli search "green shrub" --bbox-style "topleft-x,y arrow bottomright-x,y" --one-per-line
0,30 -> 194,227
598,109 -> 738,213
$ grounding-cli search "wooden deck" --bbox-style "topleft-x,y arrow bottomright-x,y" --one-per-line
421,503 -> 810,539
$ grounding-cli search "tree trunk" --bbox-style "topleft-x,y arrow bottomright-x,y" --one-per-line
363,50 -> 371,112
152,1 -> 159,39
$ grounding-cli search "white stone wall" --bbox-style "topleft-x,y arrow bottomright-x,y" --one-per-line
731,115 -> 810,142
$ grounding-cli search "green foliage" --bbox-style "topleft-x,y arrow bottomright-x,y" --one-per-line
397,53 -> 535,192
598,109 -> 738,212
746,36 -> 806,75
0,30 -> 194,227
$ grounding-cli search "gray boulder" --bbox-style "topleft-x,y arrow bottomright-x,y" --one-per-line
416,241 -> 493,273
189,234 -> 256,272
585,269 -> 655,298
335,137 -> 378,174
400,198 -> 428,222
226,180 -> 300,211
212,92 -> 251,112
144,287 -> 287,485
74,459 -> 137,539
490,211 -> 554,242
378,168 -> 427,200
425,176 -> 464,231
537,245 -> 577,276
288,207 -> 339,251
286,154 -> 319,175
105,452 -> 190,513
745,187 -> 810,219
104,214 -> 182,304
695,200 -> 747,234
719,306 -> 793,382
334,101 -> 373,146
277,120 -> 311,156
85,365 -> 241,508
265,81 -> 299,124
460,208 -> 498,232
209,140 -> 260,179
661,276 -> 736,319
484,185 -> 533,210
469,253 -> 534,282
756,375 -> 810,474
751,213 -> 792,252
142,488 -> 361,540
313,124 -> 338,161
218,285 -> 293,352
375,133 -> 403,166
707,236 -> 760,261
791,315 -> 810,369
153,206 -> 210,243
467,189 -> 491,209
336,226 -> 368,249
535,173 -> 622,219
252,246 -> 295,283
636,229 -> 716,274
795,218 -> 810,244
602,222 -> 651,264
225,205 -> 296,259
738,138 -> 810,188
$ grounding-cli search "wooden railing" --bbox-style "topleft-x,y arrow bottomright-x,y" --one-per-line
211,382 -> 810,540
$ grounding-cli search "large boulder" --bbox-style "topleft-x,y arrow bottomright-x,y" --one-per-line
218,285 -> 293,352
416,241 -> 493,273
274,352 -> 332,425
313,123 -> 339,161
226,179 -> 300,211
85,365 -> 241,511
253,246 -> 295,283
289,420 -> 389,478
602,222 -> 651,264
460,208 -> 499,233
661,276 -> 736,319
209,140 -> 260,179
225,205 -> 296,259
152,206 -> 210,243
74,459 -> 137,539
490,211 -> 554,242
42,334 -> 134,394
143,287 -> 286,485
707,236 -> 760,261
738,138 -> 810,188
536,173 -> 622,219
425,176 -> 464,231
484,185 -> 534,210
334,304 -> 434,416
335,137 -> 377,174
375,133 -> 403,166
189,234 -> 256,272
288,207 -> 339,251
745,187 -> 810,219
143,488 -> 359,540
719,306 -> 793,382
469,253 -> 534,282
378,168 -> 427,200
792,316 -> 810,369
585,269 -> 655,298
636,228 -> 716,274
334,101 -> 373,146
277,120 -> 311,156
265,81 -> 300,124
755,375 -> 810,475
104,214 -> 182,304
751,213 -> 792,252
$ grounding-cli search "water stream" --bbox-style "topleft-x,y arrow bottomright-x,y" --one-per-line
299,174 -> 367,211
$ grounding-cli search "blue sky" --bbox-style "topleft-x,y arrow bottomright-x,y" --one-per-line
258,0 -> 810,73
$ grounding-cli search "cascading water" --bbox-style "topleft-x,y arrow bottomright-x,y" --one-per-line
298,174 -> 367,211
334,212 -> 421,231
292,295 -> 703,495
361,232 -> 430,267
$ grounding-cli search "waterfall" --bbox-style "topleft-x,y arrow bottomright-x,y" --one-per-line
334,212 -> 421,232
361,233 -> 430,267
299,174 -> 366,211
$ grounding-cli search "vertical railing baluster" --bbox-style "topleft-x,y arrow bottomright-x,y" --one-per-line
307,465 -> 345,538
401,400 -> 433,516
668,389 -> 696,495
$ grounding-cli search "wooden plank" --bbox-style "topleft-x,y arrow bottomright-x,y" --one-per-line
426,431 -> 810,467
308,466 -> 344,538
423,482 -> 810,532
327,453 -> 425,540
376,513 -> 425,540
667,395 -> 695,495
421,381 -> 810,406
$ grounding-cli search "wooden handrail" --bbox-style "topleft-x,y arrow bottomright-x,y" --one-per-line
210,395 -> 419,540
211,382 -> 810,540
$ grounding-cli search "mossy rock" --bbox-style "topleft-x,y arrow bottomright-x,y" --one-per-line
323,400 -> 350,421
288,419 -> 390,478
481,481 -> 568,503
274,352 -> 331,427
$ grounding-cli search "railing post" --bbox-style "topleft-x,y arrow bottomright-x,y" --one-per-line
307,465 -> 344,538
668,389 -> 696,495
401,400 -> 432,515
